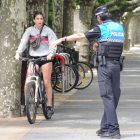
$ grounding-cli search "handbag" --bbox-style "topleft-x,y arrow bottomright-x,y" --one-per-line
30,25 -> 44,50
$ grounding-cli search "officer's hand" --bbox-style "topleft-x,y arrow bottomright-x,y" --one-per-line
93,43 -> 98,51
15,54 -> 20,61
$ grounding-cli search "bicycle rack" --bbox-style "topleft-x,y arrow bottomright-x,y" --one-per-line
54,54 -> 65,94
55,53 -> 73,94
59,53 -> 71,94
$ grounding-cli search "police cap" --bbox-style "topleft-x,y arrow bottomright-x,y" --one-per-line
95,5 -> 109,16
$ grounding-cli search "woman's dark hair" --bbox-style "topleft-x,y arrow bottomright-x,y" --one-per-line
33,11 -> 49,27
98,13 -> 110,21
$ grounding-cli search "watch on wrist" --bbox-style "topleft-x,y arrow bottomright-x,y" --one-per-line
64,36 -> 67,41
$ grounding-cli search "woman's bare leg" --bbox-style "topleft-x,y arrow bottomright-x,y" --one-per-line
41,62 -> 52,106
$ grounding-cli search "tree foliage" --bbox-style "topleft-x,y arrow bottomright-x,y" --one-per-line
96,0 -> 140,13
48,0 -> 53,28
91,0 -> 140,22
97,0 -> 112,5
97,0 -> 128,6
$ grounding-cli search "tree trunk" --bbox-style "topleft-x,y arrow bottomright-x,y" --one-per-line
122,13 -> 133,50
52,0 -> 64,39
89,6 -> 99,65
44,0 -> 49,24
63,0 -> 76,47
26,0 -> 48,27
123,21 -> 129,50
131,23 -> 135,47
134,17 -> 139,44
137,17 -> 140,44
0,0 -> 26,117
131,17 -> 137,47
123,13 -> 140,48
76,0 -> 95,62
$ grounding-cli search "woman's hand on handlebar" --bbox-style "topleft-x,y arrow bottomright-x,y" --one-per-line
47,54 -> 53,60
14,54 -> 20,61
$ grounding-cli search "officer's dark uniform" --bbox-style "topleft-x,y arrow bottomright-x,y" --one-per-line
84,6 -> 124,133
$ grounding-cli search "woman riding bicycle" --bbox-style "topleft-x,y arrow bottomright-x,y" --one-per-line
15,11 -> 57,116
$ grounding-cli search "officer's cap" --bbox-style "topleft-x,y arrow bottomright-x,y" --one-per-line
95,5 -> 109,16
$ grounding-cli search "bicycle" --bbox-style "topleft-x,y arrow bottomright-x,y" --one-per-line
53,62 -> 79,92
20,57 -> 54,124
57,44 -> 93,89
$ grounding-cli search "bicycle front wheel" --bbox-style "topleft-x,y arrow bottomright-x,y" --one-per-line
53,64 -> 79,92
26,81 -> 37,124
74,62 -> 93,89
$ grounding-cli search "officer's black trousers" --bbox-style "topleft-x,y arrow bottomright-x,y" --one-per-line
97,60 -> 121,133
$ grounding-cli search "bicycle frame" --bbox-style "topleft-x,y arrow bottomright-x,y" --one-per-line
19,55 -> 65,124
20,54 -> 65,95
27,62 -> 43,103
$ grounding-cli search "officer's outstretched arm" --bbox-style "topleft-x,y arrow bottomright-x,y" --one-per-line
49,33 -> 86,48
65,33 -> 86,41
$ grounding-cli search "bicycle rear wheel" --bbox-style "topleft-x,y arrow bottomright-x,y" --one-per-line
26,81 -> 37,124
53,64 -> 79,92
51,69 -> 57,88
42,83 -> 54,119
74,62 -> 93,89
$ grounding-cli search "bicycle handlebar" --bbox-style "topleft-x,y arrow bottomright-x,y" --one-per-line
20,57 -> 54,62
54,54 -> 65,66
19,55 -> 65,66
58,44 -> 75,52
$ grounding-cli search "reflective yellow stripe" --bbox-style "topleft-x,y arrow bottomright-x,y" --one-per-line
56,85 -> 60,88
82,78 -> 86,83
79,67 -> 82,72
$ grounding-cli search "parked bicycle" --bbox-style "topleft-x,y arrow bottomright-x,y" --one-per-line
20,57 -> 54,124
57,44 -> 93,89
52,56 -> 79,92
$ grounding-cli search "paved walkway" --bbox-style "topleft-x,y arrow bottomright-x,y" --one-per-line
1,46 -> 140,140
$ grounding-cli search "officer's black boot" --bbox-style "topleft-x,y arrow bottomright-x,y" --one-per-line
100,129 -> 121,139
96,129 -> 106,136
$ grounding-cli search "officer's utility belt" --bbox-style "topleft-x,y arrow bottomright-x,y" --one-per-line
105,57 -> 120,61
98,56 -> 125,71
92,53 -> 125,71
98,56 -> 121,66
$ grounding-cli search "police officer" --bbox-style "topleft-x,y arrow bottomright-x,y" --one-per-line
50,5 -> 124,139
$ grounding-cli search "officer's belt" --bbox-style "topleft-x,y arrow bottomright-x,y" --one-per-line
105,57 -> 120,61
97,56 -> 120,66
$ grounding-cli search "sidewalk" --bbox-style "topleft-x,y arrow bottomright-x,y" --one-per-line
1,46 -> 140,140
0,89 -> 77,140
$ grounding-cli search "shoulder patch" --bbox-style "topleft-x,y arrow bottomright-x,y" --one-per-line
89,29 -> 94,32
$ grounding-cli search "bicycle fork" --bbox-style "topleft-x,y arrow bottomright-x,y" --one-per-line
28,76 -> 42,103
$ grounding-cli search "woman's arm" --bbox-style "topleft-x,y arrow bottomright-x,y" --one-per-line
16,28 -> 30,55
15,28 -> 31,60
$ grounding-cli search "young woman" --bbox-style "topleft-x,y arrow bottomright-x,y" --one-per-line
15,11 -> 57,116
